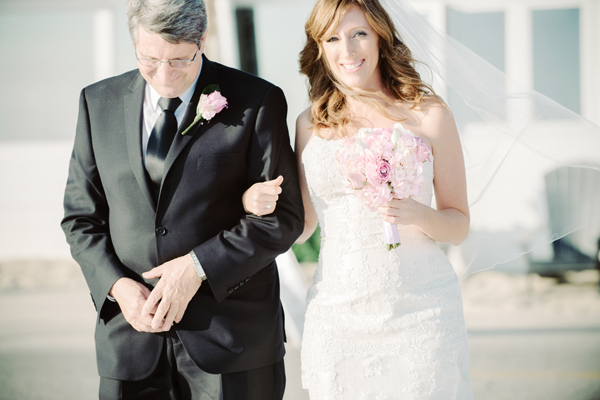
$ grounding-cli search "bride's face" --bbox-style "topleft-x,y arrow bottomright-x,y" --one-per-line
322,5 -> 383,92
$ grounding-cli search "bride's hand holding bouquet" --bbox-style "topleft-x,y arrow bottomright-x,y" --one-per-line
336,123 -> 431,250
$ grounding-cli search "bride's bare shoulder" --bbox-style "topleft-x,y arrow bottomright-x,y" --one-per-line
417,96 -> 453,118
415,96 -> 458,138
296,108 -> 312,131
296,108 -> 316,151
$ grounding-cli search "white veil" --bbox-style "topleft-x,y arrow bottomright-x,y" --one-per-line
381,0 -> 600,277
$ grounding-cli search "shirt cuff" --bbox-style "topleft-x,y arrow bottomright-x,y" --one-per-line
107,294 -> 116,302
190,250 -> 207,281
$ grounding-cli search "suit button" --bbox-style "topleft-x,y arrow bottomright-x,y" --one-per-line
233,284 -> 240,290
155,227 -> 167,236
239,281 -> 244,287
228,288 -> 234,294
245,278 -> 250,283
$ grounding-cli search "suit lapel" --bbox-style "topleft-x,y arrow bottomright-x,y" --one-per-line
124,72 -> 157,211
161,55 -> 220,185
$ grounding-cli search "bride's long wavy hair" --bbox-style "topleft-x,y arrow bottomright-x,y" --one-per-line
300,0 -> 439,134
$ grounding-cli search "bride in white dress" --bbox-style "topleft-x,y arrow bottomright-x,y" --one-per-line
243,0 -> 474,398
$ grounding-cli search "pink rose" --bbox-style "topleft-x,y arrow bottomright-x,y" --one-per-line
207,91 -> 228,113
377,159 -> 391,180
347,172 -> 366,189
415,142 -> 431,163
197,91 -> 228,121
181,87 -> 228,135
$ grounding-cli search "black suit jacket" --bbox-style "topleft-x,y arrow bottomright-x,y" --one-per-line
61,56 -> 304,380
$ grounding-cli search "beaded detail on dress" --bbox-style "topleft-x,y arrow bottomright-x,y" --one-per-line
300,134 -> 473,400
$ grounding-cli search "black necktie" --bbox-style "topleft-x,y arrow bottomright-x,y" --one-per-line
145,96 -> 182,189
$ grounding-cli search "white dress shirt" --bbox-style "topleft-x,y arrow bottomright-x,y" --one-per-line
141,61 -> 202,160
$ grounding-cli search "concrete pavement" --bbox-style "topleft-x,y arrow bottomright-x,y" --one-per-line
1,265 -> 599,399
0,286 -> 309,400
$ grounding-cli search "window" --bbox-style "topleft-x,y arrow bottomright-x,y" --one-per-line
533,8 -> 580,114
446,8 -> 506,123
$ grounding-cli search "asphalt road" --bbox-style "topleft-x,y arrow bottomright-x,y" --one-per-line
1,284 -> 599,400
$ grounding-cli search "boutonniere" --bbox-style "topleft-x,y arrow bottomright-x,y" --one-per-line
181,84 -> 228,135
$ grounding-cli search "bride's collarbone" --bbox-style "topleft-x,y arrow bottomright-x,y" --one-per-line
311,105 -> 434,144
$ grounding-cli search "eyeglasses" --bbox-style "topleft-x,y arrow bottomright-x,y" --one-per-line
136,49 -> 199,68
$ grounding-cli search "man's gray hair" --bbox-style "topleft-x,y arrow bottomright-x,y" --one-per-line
127,0 -> 207,46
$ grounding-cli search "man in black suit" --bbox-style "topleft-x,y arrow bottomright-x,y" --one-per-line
61,0 -> 304,398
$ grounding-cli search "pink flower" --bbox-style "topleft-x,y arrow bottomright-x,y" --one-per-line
415,142 -> 431,163
181,86 -> 228,135
197,90 -> 228,121
207,91 -> 228,113
377,159 -> 391,180
337,126 -> 430,206
197,94 -> 216,120
347,172 -> 366,189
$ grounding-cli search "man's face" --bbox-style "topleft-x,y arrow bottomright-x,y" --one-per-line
135,28 -> 205,98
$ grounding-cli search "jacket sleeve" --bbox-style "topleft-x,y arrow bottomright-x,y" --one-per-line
193,85 -> 305,302
61,89 -> 127,317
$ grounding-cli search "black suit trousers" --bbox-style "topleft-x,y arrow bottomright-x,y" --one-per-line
99,332 -> 285,400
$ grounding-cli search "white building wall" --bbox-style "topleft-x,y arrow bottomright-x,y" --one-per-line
253,2 -> 314,143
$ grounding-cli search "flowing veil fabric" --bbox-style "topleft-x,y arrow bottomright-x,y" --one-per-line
381,0 -> 600,277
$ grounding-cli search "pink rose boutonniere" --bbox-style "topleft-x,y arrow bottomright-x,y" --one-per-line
181,84 -> 228,135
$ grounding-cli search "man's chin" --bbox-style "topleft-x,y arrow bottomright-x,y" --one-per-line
149,80 -> 185,98
156,88 -> 183,99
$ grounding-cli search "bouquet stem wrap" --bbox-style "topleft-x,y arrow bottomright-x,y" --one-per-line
383,221 -> 401,250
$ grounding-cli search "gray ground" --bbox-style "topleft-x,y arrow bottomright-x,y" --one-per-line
0,261 -> 599,400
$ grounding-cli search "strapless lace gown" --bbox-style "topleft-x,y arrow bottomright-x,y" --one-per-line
300,134 -> 474,400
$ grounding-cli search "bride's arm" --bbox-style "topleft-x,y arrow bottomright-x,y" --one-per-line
294,110 -> 319,244
241,110 -> 319,243
379,100 -> 469,246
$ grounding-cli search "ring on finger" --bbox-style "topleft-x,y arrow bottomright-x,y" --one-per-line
266,201 -> 272,209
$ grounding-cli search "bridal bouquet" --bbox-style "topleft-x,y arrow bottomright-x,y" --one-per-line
337,123 -> 431,250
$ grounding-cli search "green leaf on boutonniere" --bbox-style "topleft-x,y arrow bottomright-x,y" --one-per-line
201,84 -> 220,95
